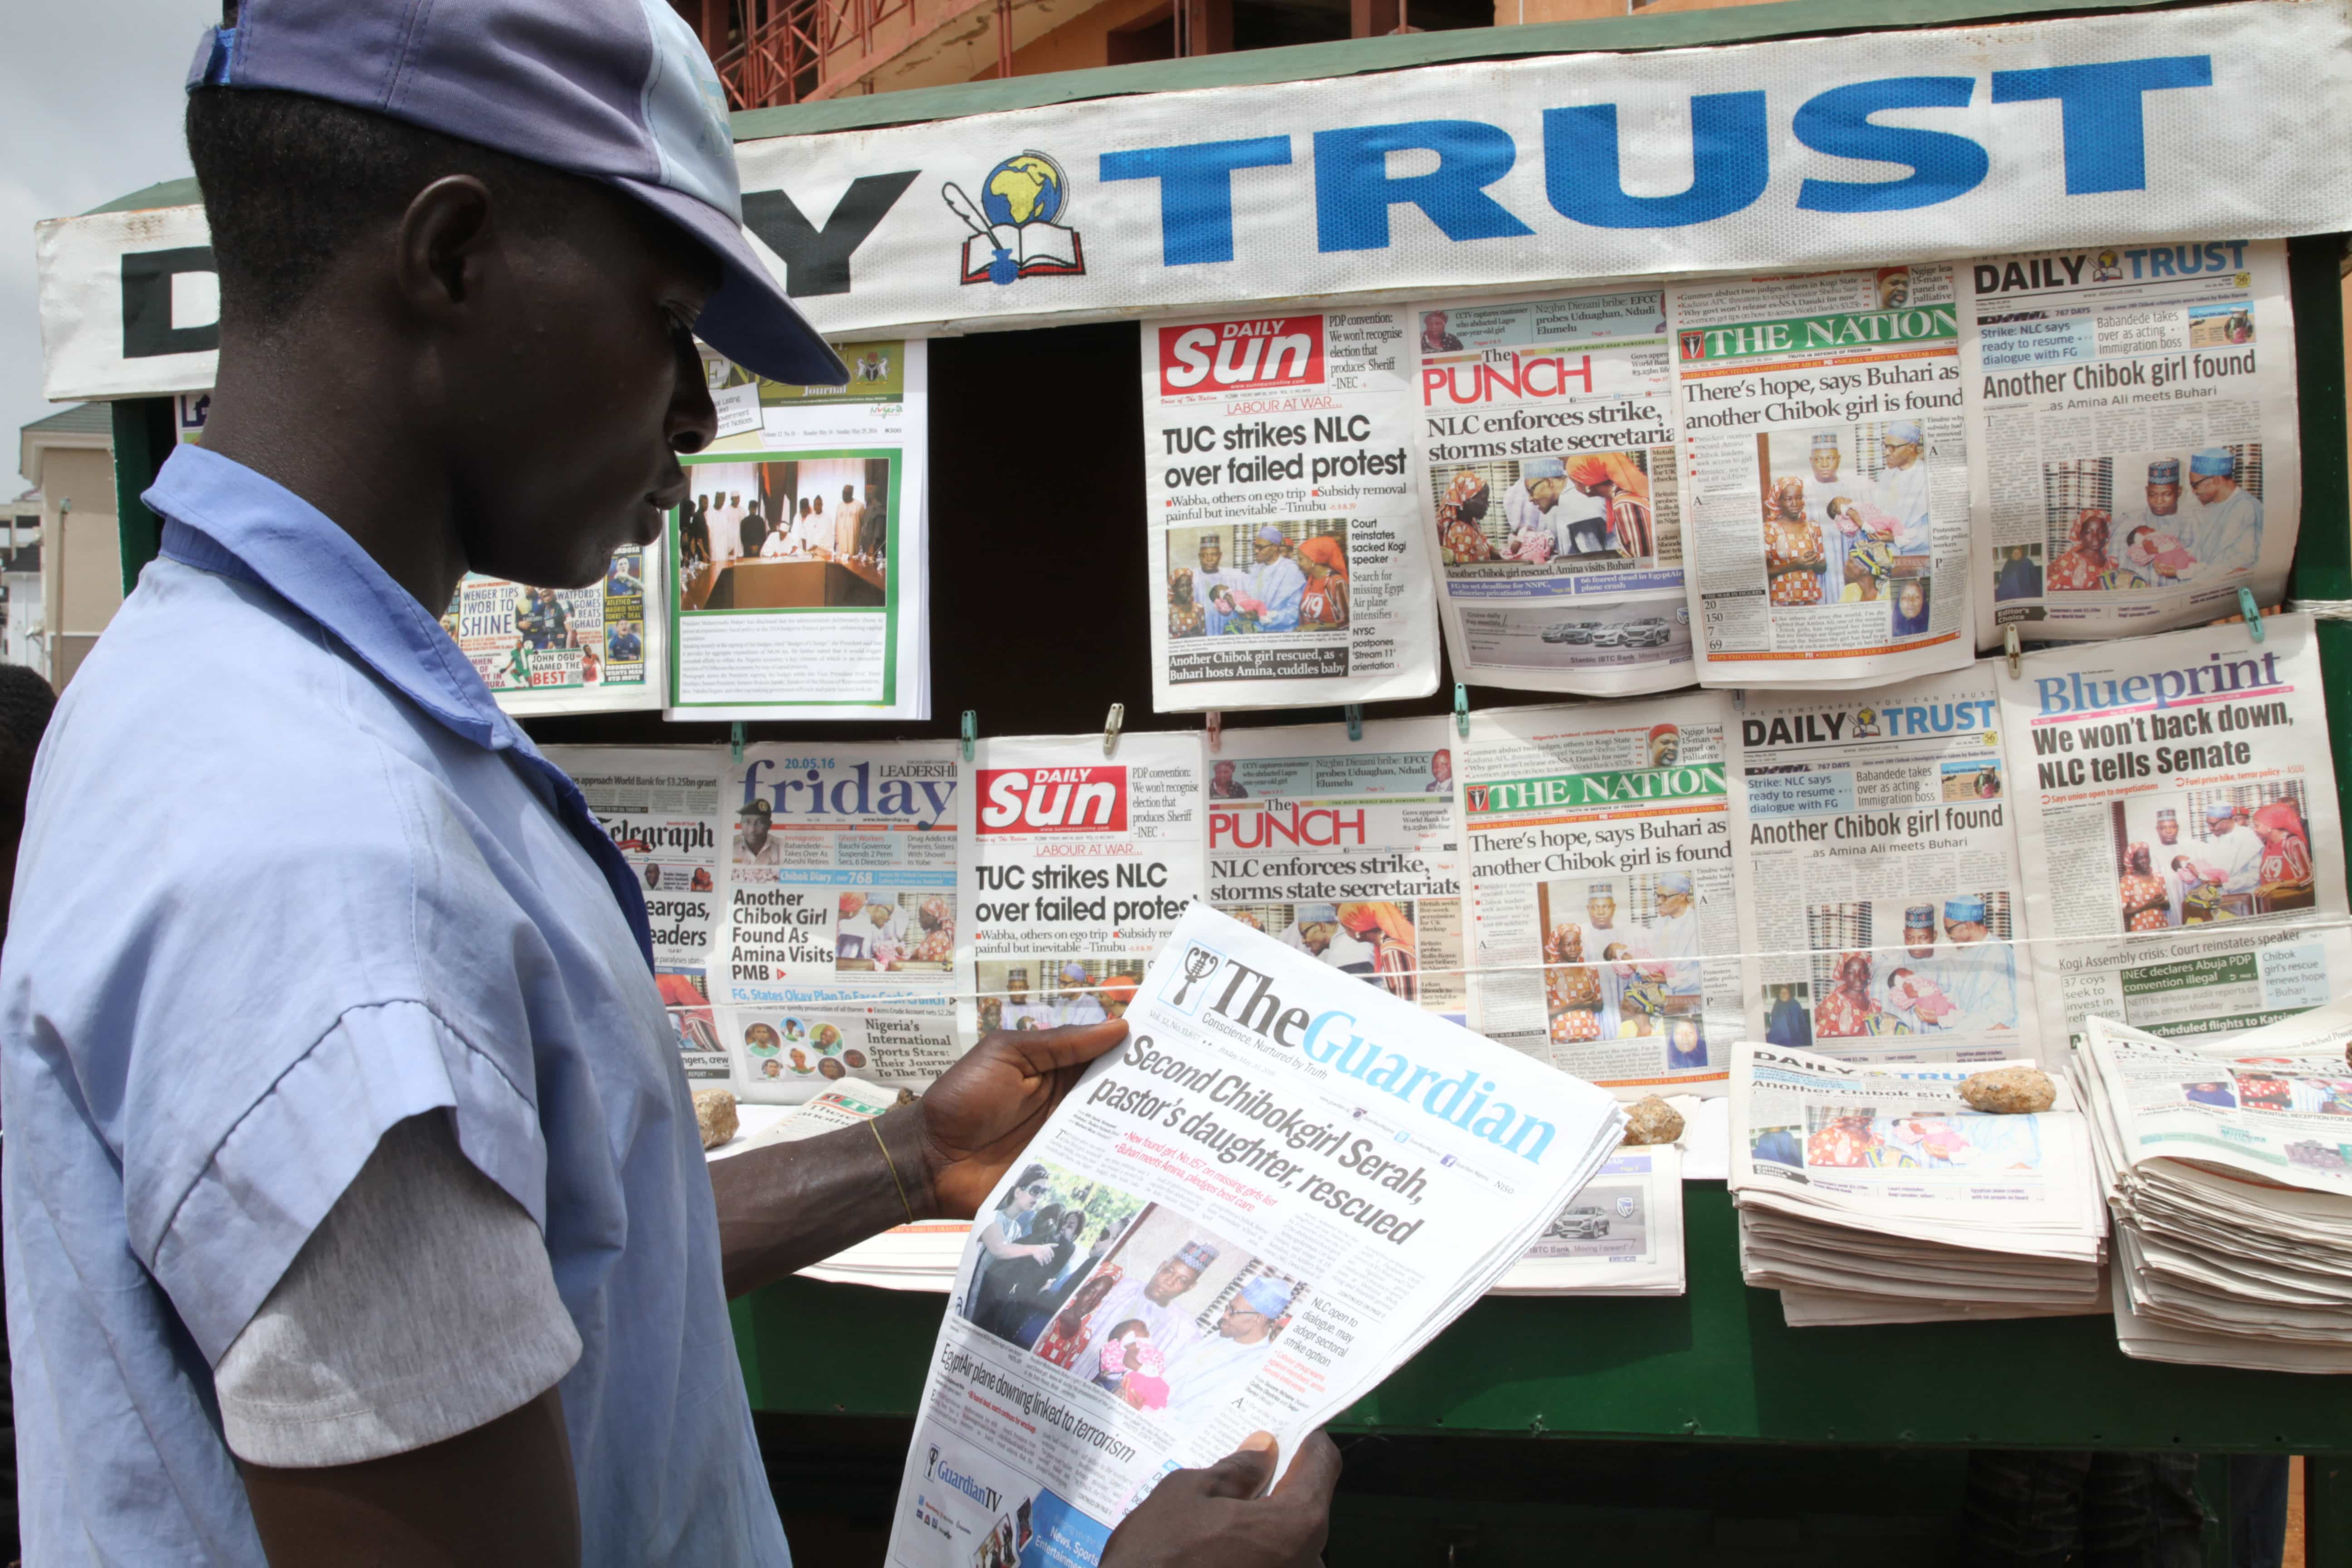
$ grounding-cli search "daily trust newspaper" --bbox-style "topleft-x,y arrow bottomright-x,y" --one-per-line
1141,309 -> 1440,710
886,905 -> 1622,1566
1727,666 -> 2038,1066
2004,614 -> 2352,1049
1669,263 -> 1972,687
714,742 -> 971,1101
1407,288 -> 1692,694
964,734 -> 1205,1040
439,546 -> 663,715
1205,716 -> 1465,1024
1460,694 -> 1742,1096
1964,239 -> 2299,643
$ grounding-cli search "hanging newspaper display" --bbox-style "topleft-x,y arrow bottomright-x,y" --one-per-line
962,732 -> 1205,1040
440,549 -> 664,715
1727,666 -> 2036,1066
670,340 -> 929,720
2002,614 -> 2351,1049
1204,715 -> 1465,1023
1408,288 -> 1693,693
1669,263 -> 1973,688
1964,238 -> 2300,643
1141,309 -> 1438,710
1459,694 -> 1741,1096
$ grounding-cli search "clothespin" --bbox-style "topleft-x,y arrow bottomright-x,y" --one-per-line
1102,702 -> 1125,758
1343,704 -> 1364,743
2002,625 -> 2022,680
2239,586 -> 2265,643
960,710 -> 977,763
1453,683 -> 1470,739
730,721 -> 745,764
1205,711 -> 1222,754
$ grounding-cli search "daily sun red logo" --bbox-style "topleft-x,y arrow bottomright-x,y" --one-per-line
976,766 -> 1128,834
1157,317 -> 1324,398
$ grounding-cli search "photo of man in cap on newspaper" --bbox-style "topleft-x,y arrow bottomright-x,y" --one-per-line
0,2 -> 1338,1563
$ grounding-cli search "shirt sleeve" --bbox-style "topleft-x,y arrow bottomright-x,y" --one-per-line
212,1111 -> 583,1470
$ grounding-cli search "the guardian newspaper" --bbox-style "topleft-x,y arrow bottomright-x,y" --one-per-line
441,545 -> 662,714
1407,289 -> 1692,694
1459,694 -> 1741,1095
1669,263 -> 1972,686
1727,666 -> 2037,1066
1963,239 -> 2299,642
1142,310 -> 1440,711
2002,614 -> 2351,1048
886,905 -> 1622,1567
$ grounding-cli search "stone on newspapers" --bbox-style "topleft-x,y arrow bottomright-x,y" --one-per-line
1961,1067 -> 2056,1116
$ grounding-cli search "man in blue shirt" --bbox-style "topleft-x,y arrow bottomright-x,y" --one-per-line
0,3 -> 1337,1564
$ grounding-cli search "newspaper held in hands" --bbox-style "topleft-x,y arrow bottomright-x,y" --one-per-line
886,905 -> 1624,1564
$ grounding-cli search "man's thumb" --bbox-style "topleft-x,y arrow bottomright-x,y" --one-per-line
1199,1432 -> 1278,1499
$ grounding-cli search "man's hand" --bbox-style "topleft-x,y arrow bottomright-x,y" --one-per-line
913,1019 -> 1129,1217
1102,1431 -> 1340,1568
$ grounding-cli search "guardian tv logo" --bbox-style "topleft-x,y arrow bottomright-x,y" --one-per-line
1157,316 -> 1324,396
1159,942 -> 1227,1013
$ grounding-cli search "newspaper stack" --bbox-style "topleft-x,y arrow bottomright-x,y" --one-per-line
1492,1144 -> 1685,1297
2080,1006 -> 2352,1373
1730,1044 -> 2107,1327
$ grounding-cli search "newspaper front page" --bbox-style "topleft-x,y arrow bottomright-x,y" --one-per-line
1205,716 -> 1465,1025
1460,694 -> 1741,1096
1669,264 -> 1972,687
1728,666 -> 2038,1067
1407,289 -> 1693,693
670,339 -> 928,720
2003,614 -> 2351,1050
544,745 -> 730,1084
714,742 -> 970,1101
1964,239 -> 2299,643
964,733 -> 1206,1042
1142,310 -> 1439,711
438,546 -> 664,715
886,905 -> 1622,1566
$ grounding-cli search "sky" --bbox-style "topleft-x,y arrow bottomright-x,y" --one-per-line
4,0 -> 215,489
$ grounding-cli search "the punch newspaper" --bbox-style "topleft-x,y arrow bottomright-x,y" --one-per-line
1142,310 -> 1440,711
886,905 -> 1622,1566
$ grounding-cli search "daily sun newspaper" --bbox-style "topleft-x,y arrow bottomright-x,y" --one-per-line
2001,613 -> 2351,1049
1963,238 -> 2299,644
1726,665 -> 2037,1066
886,905 -> 1622,1566
1142,310 -> 1441,712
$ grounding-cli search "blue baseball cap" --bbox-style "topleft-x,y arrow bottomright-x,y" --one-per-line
186,0 -> 845,386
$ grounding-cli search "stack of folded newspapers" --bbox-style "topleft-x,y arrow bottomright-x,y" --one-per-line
1492,1144 -> 1685,1296
1730,1044 -> 2107,1327
2080,1005 -> 2352,1372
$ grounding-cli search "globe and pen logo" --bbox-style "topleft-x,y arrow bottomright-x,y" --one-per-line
941,152 -> 1086,285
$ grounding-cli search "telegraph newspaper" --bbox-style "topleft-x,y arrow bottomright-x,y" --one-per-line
670,338 -> 929,719
1460,694 -> 1741,1095
440,545 -> 660,715
886,905 -> 1622,1567
962,734 -> 1206,1042
1963,239 -> 2299,642
545,745 -> 729,1083
1205,715 -> 1466,1024
1669,263 -> 1972,686
1408,289 -> 1692,694
2002,614 -> 2352,1049
1142,310 -> 1440,710
714,742 -> 970,1101
1727,666 -> 2037,1066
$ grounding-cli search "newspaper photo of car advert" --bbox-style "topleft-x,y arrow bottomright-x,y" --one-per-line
884,903 -> 1626,1568
2001,613 -> 2351,1051
1142,310 -> 1439,711
1408,289 -> 1692,694
1964,239 -> 2299,644
2080,1003 -> 2352,1371
1730,1043 -> 2106,1328
439,542 -> 662,715
1668,263 -> 1973,688
963,733 -> 1206,1045
713,742 -> 971,1102
544,745 -> 730,1085
1205,715 -> 1465,1025
1460,693 -> 1742,1096
1492,1143 -> 1685,1297
1726,665 -> 2038,1068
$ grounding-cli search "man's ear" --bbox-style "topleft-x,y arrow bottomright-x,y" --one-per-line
396,176 -> 499,318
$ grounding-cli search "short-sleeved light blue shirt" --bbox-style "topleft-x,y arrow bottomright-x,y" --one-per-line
2,445 -> 789,1563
